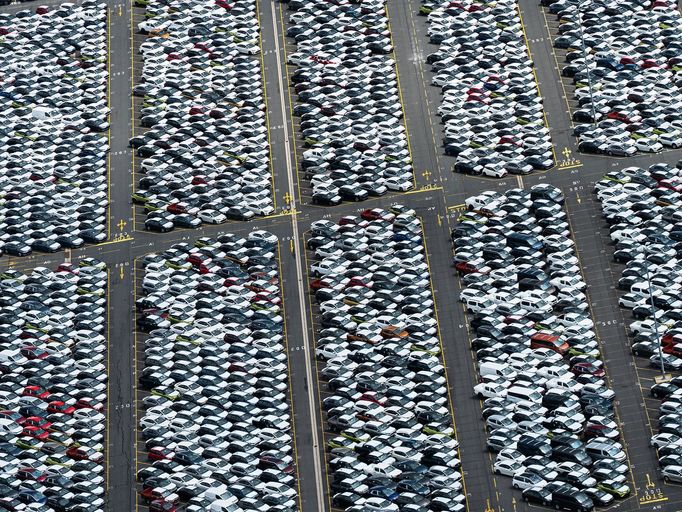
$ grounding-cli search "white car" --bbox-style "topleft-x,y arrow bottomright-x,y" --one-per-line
199,210 -> 227,224
651,433 -> 682,449
662,465 -> 682,483
634,138 -> 663,153
493,459 -> 523,477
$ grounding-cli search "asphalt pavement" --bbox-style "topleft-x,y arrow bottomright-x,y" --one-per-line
3,0 -> 682,511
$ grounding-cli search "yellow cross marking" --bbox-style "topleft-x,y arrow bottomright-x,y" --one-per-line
117,219 -> 126,232
284,192 -> 291,205
562,147 -> 572,159
422,170 -> 432,181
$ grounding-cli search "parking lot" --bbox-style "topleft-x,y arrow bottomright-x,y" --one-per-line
4,0 -> 682,511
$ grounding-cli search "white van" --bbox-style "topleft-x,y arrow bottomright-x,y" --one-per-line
507,386 -> 543,403
464,296 -> 495,313
210,501 -> 240,512
585,441 -> 626,462
0,419 -> 22,437
480,361 -> 517,381
0,350 -> 27,365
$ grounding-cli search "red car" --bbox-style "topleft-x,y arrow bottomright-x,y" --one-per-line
22,426 -> 49,440
67,445 -> 104,462
658,179 -> 682,192
663,344 -> 682,358
360,208 -> 395,222
75,398 -> 104,411
148,447 -> 174,461
20,346 -> 49,360
150,500 -> 177,512
571,362 -> 605,378
56,263 -> 79,275
455,262 -> 489,275
17,467 -> 47,482
358,392 -> 387,406
310,278 -> 332,290
0,411 -> 25,424
141,488 -> 179,504
23,417 -> 52,430
22,386 -> 50,401
606,112 -> 632,124
47,401 -> 75,415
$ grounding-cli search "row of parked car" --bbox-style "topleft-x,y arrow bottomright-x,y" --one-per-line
0,259 -> 108,511
452,185 -> 630,511
0,2 -> 109,256
307,207 -> 465,512
132,0 -> 274,233
136,233 -> 299,512
546,0 -> 682,156
284,0 -> 415,205
594,164 -> 682,369
594,163 -> 682,482
422,0 -> 554,177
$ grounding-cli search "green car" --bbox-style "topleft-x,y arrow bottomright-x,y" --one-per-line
423,424 -> 455,438
410,344 -> 441,356
598,480 -> 631,498
151,386 -> 180,401
327,436 -> 354,450
131,191 -> 151,204
340,429 -> 370,444
16,437 -> 41,450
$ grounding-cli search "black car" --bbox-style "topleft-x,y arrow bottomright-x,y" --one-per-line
339,185 -> 368,202
522,486 -> 552,506
578,140 -> 603,154
331,492 -> 363,508
312,191 -> 341,206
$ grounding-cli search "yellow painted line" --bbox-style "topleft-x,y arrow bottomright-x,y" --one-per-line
256,0 -> 276,211
420,218 -> 470,509
448,203 -> 466,211
277,4 -> 302,204
639,497 -> 668,504
276,241 -> 303,510
558,163 -> 584,170
95,237 -> 134,247
386,4 -> 417,191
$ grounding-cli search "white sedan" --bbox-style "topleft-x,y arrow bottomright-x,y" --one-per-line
199,209 -> 226,224
634,138 -> 663,153
385,177 -> 413,191
651,433 -> 682,449
494,459 -> 523,477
